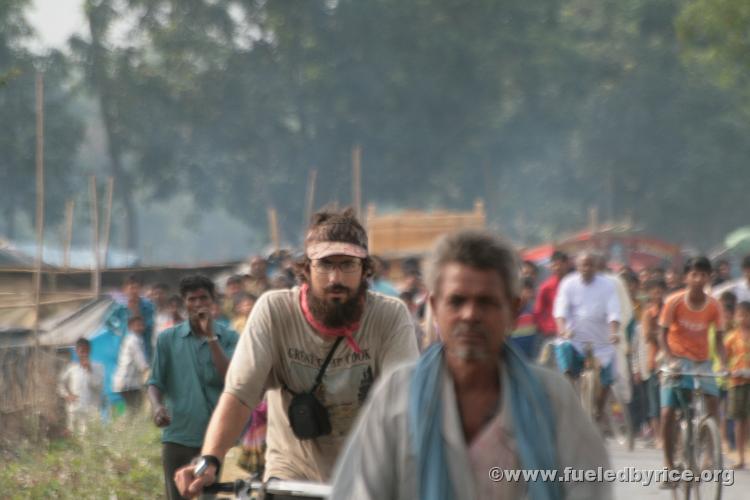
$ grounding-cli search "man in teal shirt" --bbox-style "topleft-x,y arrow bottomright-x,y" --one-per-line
148,275 -> 239,500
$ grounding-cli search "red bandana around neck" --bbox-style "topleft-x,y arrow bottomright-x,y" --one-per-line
299,283 -> 363,354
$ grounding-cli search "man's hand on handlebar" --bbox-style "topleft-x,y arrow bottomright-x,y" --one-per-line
174,463 -> 217,498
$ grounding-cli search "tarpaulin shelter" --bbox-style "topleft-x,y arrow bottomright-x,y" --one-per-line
39,297 -> 131,412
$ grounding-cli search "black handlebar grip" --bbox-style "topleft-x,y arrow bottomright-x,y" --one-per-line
202,481 -> 237,494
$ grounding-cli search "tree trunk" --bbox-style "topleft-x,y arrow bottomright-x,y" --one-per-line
100,106 -> 138,252
4,205 -> 15,239
85,0 -> 138,253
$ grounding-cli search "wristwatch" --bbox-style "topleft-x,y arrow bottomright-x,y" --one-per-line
194,455 -> 221,477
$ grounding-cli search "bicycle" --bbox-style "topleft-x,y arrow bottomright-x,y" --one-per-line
204,477 -> 331,500
658,366 -> 737,500
566,340 -> 635,451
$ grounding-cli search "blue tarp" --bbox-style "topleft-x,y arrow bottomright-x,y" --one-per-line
89,326 -> 125,411
67,298 -> 152,417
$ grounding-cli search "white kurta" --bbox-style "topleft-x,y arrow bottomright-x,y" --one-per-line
734,280 -> 750,304
58,361 -> 104,433
113,333 -> 148,392
553,273 -> 621,367
330,361 -> 612,500
609,273 -> 633,403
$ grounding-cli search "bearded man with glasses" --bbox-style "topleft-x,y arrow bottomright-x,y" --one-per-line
175,207 -> 419,497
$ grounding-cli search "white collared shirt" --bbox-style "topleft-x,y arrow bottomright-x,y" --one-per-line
734,280 -> 750,304
58,361 -> 104,413
554,273 -> 621,364
330,361 -> 612,500
113,333 -> 149,392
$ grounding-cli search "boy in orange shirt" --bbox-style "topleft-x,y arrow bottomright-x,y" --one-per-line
658,257 -> 726,477
725,301 -> 750,469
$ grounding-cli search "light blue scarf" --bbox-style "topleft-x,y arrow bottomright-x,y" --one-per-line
408,342 -> 561,500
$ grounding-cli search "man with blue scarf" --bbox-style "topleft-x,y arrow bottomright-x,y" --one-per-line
330,230 -> 611,499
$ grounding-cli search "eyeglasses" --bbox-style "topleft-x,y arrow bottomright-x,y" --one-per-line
311,259 -> 362,274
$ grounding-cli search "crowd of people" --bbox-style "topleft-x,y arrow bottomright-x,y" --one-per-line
519,251 -> 750,478
54,207 -> 750,499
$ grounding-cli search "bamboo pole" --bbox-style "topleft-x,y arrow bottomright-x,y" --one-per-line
31,71 -> 45,439
588,206 -> 599,234
63,199 -> 74,269
366,203 -> 376,245
0,295 -> 97,310
517,210 -> 527,247
101,177 -> 114,268
304,168 -> 317,229
90,176 -> 100,297
352,145 -> 362,218
32,72 -> 45,344
267,207 -> 280,252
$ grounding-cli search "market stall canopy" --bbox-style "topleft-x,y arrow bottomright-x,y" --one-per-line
521,226 -> 682,271
38,297 -> 117,348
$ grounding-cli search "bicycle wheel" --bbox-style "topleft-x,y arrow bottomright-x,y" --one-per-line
536,341 -> 557,370
605,391 -> 635,451
578,369 -> 597,422
689,417 -> 722,500
664,420 -> 694,500
673,420 -> 689,473
676,423 -> 690,500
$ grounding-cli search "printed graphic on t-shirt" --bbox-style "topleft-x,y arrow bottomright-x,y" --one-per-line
286,347 -> 375,438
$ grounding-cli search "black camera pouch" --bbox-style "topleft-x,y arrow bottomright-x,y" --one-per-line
285,337 -> 343,440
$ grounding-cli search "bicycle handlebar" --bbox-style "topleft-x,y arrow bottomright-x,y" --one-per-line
202,479 -> 255,494
660,370 -> 725,378
557,338 -> 617,347
203,478 -> 332,497
659,367 -> 750,378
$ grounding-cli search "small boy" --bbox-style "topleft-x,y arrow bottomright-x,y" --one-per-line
636,278 -> 667,446
725,301 -> 750,469
714,291 -> 737,451
113,315 -> 149,413
58,337 -> 104,434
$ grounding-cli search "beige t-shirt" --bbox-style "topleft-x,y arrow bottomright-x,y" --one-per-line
224,286 -> 419,481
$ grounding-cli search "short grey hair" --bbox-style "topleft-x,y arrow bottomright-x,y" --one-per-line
426,229 -> 520,299
576,250 -> 605,270
576,251 -> 598,264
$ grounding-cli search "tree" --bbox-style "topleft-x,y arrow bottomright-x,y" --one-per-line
47,0 -> 750,255
0,0 -> 83,239
677,0 -> 750,103
572,0 -> 750,244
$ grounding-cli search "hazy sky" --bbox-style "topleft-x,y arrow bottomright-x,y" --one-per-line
27,0 -> 85,49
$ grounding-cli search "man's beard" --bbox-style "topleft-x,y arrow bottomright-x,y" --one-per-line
307,281 -> 368,328
446,322 -> 494,361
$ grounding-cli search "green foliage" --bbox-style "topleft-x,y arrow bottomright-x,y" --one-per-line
0,415 -> 163,499
569,0 -> 750,244
6,0 -> 750,254
0,1 -> 83,239
106,0 -> 750,248
678,0 -> 750,92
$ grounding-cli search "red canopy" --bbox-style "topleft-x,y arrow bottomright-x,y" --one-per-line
521,229 -> 681,271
